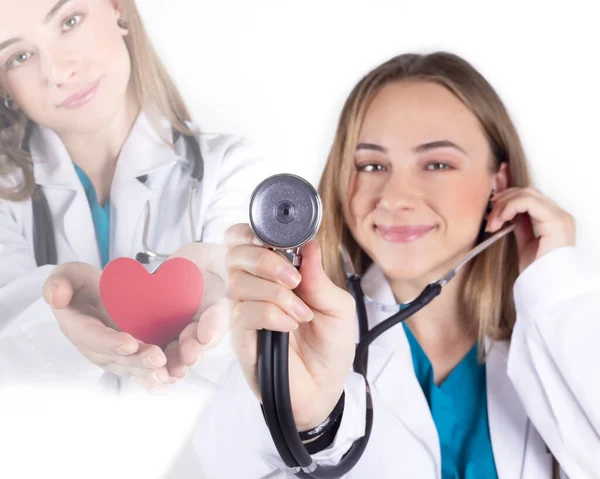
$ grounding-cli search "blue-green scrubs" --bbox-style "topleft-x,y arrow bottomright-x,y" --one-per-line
402,323 -> 498,478
74,163 -> 110,268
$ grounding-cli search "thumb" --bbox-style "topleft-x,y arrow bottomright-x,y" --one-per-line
295,240 -> 353,316
42,275 -> 75,309
196,298 -> 229,348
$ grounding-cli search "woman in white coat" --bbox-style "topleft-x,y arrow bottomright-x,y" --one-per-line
0,0 -> 267,394
192,52 -> 600,478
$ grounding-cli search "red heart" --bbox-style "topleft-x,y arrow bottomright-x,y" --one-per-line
99,257 -> 205,349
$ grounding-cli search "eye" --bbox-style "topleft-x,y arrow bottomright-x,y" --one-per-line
357,163 -> 386,173
6,52 -> 33,69
426,162 -> 452,171
62,13 -> 83,31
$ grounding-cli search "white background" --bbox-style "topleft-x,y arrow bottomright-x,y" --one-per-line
1,1 -> 599,478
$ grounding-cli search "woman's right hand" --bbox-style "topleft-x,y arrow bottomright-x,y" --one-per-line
41,262 -> 172,393
225,224 -> 357,431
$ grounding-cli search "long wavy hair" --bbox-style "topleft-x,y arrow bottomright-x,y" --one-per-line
0,0 -> 196,201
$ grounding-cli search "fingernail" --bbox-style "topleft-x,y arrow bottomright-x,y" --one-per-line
200,333 -> 216,347
279,267 -> 301,288
285,316 -> 299,331
46,282 -> 57,307
151,371 -> 164,384
116,344 -> 135,355
292,299 -> 314,322
143,356 -> 160,367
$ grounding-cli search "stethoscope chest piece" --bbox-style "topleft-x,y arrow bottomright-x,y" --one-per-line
249,174 -> 322,251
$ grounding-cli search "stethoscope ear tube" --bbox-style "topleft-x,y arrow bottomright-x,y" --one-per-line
353,282 -> 442,378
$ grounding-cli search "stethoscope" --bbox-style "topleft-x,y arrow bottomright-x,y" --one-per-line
249,173 -> 517,478
23,119 -> 205,268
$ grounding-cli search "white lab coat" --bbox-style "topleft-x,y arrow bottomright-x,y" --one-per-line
192,246 -> 600,479
0,110 -> 270,395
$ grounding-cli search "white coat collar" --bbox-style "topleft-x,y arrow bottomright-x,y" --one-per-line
27,110 -> 190,266
358,262 -> 529,478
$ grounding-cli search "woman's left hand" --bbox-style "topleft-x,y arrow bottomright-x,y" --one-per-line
485,187 -> 576,273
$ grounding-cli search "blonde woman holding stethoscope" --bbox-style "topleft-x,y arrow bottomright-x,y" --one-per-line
193,52 -> 600,478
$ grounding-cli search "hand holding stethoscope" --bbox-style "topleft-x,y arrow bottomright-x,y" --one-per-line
225,224 -> 358,435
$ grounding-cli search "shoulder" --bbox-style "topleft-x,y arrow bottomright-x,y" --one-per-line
181,119 -> 263,164
0,168 -> 27,210
197,132 -> 260,164
181,124 -> 272,183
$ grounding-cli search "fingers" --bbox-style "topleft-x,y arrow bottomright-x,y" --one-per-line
164,339 -> 188,379
227,245 -> 301,289
487,187 -> 575,237
231,301 -> 301,333
57,312 -> 141,358
224,223 -> 265,248
229,271 -> 314,323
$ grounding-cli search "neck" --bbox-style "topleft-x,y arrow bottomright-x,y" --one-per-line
388,253 -> 477,345
59,85 -> 141,206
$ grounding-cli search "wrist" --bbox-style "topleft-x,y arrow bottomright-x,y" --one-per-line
295,387 -> 345,431
299,391 -> 345,454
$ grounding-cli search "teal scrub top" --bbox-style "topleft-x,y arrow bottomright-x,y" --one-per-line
74,163 -> 110,269
402,323 -> 498,479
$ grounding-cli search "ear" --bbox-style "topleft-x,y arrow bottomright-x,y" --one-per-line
491,161 -> 509,194
110,0 -> 123,15
109,0 -> 128,34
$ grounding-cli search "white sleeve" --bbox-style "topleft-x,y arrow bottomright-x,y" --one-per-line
0,200 -> 108,388
200,137 -> 273,246
192,360 -> 367,479
507,246 -> 600,479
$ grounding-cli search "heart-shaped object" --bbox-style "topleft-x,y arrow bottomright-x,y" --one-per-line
99,257 -> 204,349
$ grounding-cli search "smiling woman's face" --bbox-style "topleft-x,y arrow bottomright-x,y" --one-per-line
347,80 -> 508,282
0,0 -> 132,134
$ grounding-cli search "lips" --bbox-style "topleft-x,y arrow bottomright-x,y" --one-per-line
376,224 -> 435,243
59,78 -> 101,109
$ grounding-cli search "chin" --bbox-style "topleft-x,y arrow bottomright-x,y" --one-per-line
52,102 -> 123,134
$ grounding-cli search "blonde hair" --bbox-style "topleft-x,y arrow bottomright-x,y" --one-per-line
0,0 -> 196,201
317,52 -> 533,346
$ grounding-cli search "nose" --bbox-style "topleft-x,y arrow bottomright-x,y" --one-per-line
39,43 -> 81,88
376,168 -> 422,212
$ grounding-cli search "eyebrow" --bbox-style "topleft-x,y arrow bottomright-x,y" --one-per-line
0,0 -> 73,53
356,140 -> 468,156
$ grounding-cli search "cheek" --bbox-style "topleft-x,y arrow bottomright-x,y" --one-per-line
349,183 -> 377,226
438,180 -> 489,231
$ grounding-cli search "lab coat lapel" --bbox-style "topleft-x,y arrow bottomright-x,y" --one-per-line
485,337 -> 528,478
110,111 -> 184,261
361,265 -> 441,468
29,124 -> 101,267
